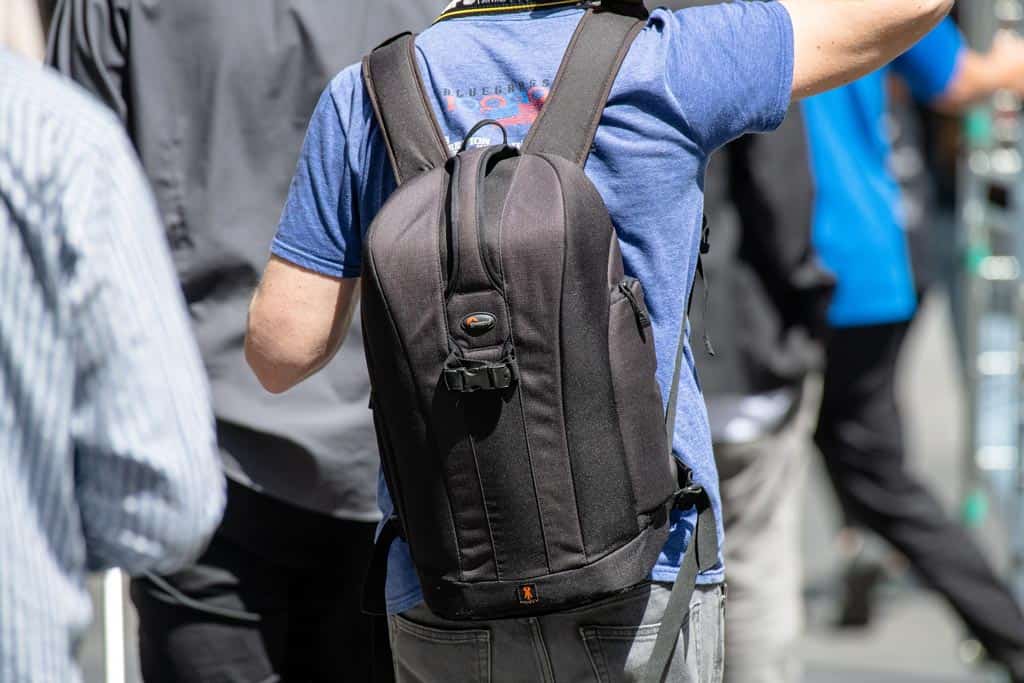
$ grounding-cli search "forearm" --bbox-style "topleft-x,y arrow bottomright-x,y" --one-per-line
934,50 -> 996,112
245,257 -> 358,394
784,0 -> 955,100
934,30 -> 1024,113
244,313 -> 337,395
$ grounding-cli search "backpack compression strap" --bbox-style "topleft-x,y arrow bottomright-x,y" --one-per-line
521,5 -> 648,165
646,259 -> 719,683
363,34 -> 450,185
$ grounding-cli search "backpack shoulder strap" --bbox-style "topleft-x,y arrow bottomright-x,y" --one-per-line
521,6 -> 648,165
362,33 -> 450,185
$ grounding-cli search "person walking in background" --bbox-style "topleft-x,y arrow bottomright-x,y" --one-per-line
48,1 -> 436,680
245,0 -> 953,680
806,17 -> 1024,681
695,106 -> 834,683
0,50 -> 224,683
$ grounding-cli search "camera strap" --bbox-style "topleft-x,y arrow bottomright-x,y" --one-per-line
437,0 -> 587,23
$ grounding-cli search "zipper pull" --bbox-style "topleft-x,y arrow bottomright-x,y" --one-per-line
619,282 -> 651,340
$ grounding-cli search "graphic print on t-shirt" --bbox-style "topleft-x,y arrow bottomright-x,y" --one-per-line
441,78 -> 551,150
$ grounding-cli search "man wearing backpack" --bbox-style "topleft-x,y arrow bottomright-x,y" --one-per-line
246,0 -> 953,680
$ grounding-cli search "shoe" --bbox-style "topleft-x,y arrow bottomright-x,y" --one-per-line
836,561 -> 886,628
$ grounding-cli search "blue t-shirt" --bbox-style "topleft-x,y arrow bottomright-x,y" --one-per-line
803,18 -> 964,327
273,2 -> 794,614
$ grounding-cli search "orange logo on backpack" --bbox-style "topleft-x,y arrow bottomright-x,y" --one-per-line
517,584 -> 539,605
461,312 -> 496,336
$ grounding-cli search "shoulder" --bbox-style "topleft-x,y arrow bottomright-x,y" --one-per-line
1,52 -> 133,170
0,52 -> 151,243
325,62 -> 369,124
648,2 -> 790,41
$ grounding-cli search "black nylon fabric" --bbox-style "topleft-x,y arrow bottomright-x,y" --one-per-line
498,156 -> 588,572
360,7 -> 684,621
363,34 -> 448,185
522,9 -> 647,164
544,153 -> 656,555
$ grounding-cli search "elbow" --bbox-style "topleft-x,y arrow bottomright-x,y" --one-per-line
155,474 -> 226,573
153,430 -> 227,574
919,0 -> 956,36
934,0 -> 956,17
244,316 -> 311,394
913,0 -> 954,23
244,339 -> 296,394
83,446 -> 227,576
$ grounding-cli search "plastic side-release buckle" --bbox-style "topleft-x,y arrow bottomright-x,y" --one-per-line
443,359 -> 519,393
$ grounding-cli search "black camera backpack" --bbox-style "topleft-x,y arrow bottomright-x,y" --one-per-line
360,5 -> 717,679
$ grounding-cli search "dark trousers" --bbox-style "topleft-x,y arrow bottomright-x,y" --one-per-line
815,321 -> 1024,675
131,479 -> 379,682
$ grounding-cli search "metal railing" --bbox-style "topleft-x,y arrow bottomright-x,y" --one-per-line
959,0 -> 1024,601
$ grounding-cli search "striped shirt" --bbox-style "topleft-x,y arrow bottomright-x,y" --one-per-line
0,51 -> 225,682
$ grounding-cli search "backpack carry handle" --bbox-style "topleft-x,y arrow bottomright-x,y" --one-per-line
458,120 -> 509,154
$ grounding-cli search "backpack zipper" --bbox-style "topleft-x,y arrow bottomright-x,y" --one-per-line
618,279 -> 651,341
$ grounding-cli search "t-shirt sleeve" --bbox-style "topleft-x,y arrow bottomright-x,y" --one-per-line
891,18 -> 966,104
272,68 -> 364,279
667,1 -> 794,155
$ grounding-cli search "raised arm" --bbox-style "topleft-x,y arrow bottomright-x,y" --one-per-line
934,30 -> 1024,112
782,0 -> 955,100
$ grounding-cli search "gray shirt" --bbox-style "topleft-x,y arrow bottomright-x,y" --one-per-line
49,0 -> 440,519
0,51 -> 224,682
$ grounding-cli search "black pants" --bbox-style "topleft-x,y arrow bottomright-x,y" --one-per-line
131,480 -> 379,682
815,322 -> 1024,675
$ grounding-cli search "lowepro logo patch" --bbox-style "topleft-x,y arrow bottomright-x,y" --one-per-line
517,584 -> 540,605
461,312 -> 497,336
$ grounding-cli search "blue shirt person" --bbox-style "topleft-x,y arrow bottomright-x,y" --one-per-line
805,18 -> 1024,681
803,18 -> 965,326
0,52 -> 224,683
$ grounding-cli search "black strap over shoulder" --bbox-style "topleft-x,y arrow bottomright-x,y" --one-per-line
363,34 -> 450,185
522,6 -> 648,165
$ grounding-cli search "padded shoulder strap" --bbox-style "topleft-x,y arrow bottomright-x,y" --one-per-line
521,7 -> 647,165
363,34 -> 450,185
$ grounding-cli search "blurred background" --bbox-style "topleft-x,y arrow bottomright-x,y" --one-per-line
9,0 -> 1024,681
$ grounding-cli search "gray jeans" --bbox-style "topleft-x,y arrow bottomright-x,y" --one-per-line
388,582 -> 725,682
715,413 -> 808,683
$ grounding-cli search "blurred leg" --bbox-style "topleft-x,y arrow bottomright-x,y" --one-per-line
285,519 -> 376,682
716,416 -> 807,683
130,532 -> 288,683
815,322 -> 1024,676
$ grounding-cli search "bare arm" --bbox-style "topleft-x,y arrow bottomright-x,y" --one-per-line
934,30 -> 1024,112
782,0 -> 955,100
245,256 -> 359,394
